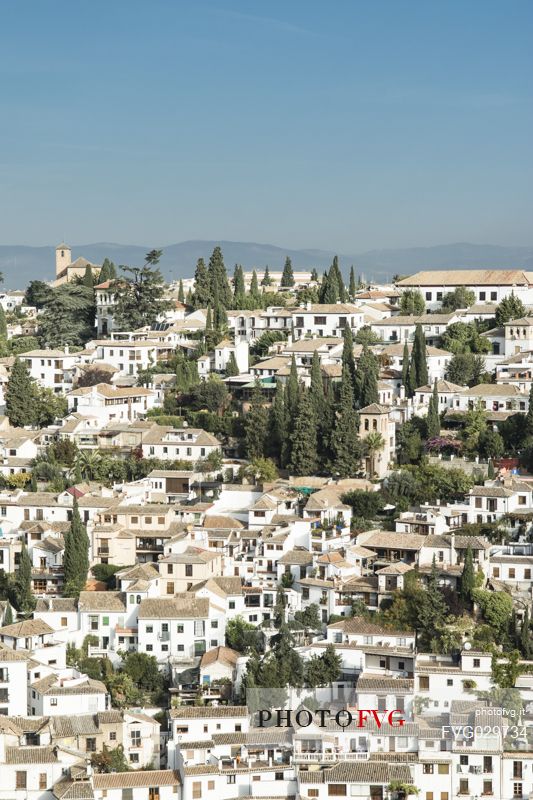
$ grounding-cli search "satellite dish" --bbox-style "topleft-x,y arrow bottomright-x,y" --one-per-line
463,642 -> 472,650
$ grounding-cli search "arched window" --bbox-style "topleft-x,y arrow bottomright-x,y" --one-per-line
136,595 -> 141,604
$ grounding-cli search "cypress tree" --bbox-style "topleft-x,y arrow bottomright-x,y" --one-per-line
341,326 -> 356,400
417,556 -> 447,646
401,342 -> 412,397
284,356 -> 300,467
509,609 -> 519,648
330,256 -> 346,302
250,270 -> 261,304
487,459 -> 495,479
460,545 -> 475,605
3,603 -> 13,625
208,246 -> 232,308
0,305 -> 7,338
29,472 -> 38,492
233,264 -> 245,306
192,258 -> 211,308
225,352 -> 239,377
289,387 -> 319,476
108,261 -> 117,279
331,376 -> 361,477
261,266 -> 272,286
310,351 -> 325,418
14,543 -> 35,614
526,383 -> 533,436
310,268 -> 319,282
408,355 -> 418,399
426,380 -> 441,438
205,304 -> 213,333
320,269 -> 339,304
354,345 -> 379,409
268,382 -> 286,464
98,258 -> 111,283
63,498 -> 90,598
281,257 -> 295,288
82,265 -> 94,287
349,266 -> 356,299
214,302 -> 227,330
521,608 -> 531,659
6,358 -> 37,427
412,324 -> 429,389
245,380 -> 269,459
178,280 -> 185,303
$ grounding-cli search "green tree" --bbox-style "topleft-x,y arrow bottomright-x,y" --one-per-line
178,279 -> 185,303
225,352 -> 239,377
24,280 -> 54,309
341,325 -> 356,400
495,294 -> 526,327
281,256 -> 295,287
329,256 -> 346,302
354,345 -> 379,408
121,652 -> 162,691
446,352 -> 487,386
441,322 -> 491,355
98,258 -> 113,283
426,380 -> 441,438
208,246 -> 232,308
192,258 -> 211,308
0,305 -> 7,338
521,608 -> 531,659
310,351 -> 325,419
113,251 -> 171,330
91,745 -> 130,774
460,545 -> 475,605
249,270 -> 261,305
261,265 -> 272,286
349,266 -> 357,298
331,376 -> 361,477
6,358 -> 37,427
322,643 -> 342,686
320,268 -> 339,303
441,287 -> 476,311
14,544 -> 35,614
402,342 -> 414,398
63,498 -> 90,598
363,431 -> 385,478
289,388 -> 318,476
411,324 -> 428,389
268,382 -> 286,465
233,263 -> 245,306
399,289 -> 425,315
245,380 -> 269,459
417,557 -> 448,648
341,489 -> 384,518
244,457 -> 279,483
82,265 -> 94,288
225,616 -> 259,652
310,267 -> 319,282
37,283 -> 96,347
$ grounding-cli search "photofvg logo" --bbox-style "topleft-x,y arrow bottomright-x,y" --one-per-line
246,687 -> 405,732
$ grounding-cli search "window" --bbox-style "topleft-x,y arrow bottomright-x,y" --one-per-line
328,785 -> 347,796
437,764 -> 449,774
16,772 -> 27,790
177,624 -> 184,633
227,776 -> 236,784
102,616 -> 109,626
146,625 -> 153,633
193,782 -> 202,798
426,794 -> 434,800
513,784 -> 523,798
513,761 -> 523,779
123,791 -> 134,800
460,755 -> 468,765
50,697 -> 58,706
61,616 -> 68,627
131,729 -> 141,747
473,658 -> 480,668
110,731 -> 117,741
208,781 -> 215,790
86,738 -> 97,752
425,292 -> 432,301
423,764 -> 434,774
185,564 -> 193,577
308,792 -> 319,798
447,679 -> 453,686
509,568 -> 516,578
483,780 -> 493,795
479,291 -> 486,301
252,776 -> 261,782
148,790 -> 160,800
146,644 -> 153,651
211,620 -> 218,629
459,780 -> 469,796
39,773 -> 47,790
490,292 -> 497,301
229,601 -> 235,610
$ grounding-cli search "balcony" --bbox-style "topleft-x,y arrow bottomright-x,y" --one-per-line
293,750 -> 369,763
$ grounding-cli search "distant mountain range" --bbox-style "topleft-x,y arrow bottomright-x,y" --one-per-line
1,240 -> 533,290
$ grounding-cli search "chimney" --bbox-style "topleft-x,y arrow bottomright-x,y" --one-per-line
64,344 -> 70,355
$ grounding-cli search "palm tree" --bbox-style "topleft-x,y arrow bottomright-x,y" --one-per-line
75,450 -> 102,481
364,431 -> 385,478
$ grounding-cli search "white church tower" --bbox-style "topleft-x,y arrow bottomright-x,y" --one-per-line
55,242 -> 72,278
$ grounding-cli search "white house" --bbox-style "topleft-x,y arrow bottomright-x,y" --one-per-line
397,270 -> 533,311
67,383 -> 157,423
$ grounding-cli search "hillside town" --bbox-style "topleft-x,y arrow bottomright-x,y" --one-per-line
1,245 -> 533,800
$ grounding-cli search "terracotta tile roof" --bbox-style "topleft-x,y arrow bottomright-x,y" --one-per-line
5,745 -> 58,764
0,618 -> 54,637
138,594 -> 210,620
78,591 -> 126,612
200,645 -> 240,668
170,705 -> 248,719
397,269 -> 533,287
92,770 -> 181,789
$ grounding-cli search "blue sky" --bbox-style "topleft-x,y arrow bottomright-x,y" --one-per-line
0,0 -> 532,251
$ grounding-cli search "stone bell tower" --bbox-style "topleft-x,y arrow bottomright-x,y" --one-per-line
55,242 -> 72,278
